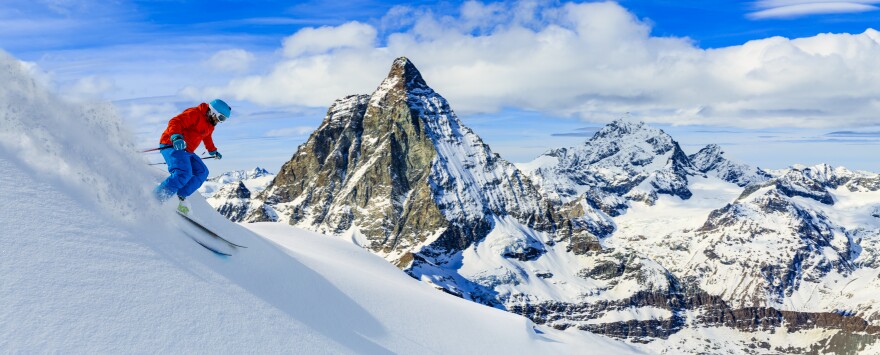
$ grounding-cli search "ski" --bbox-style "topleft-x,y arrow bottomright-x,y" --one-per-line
176,211 -> 248,248
185,232 -> 232,256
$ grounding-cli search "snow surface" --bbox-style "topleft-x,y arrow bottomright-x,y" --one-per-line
0,50 -> 639,354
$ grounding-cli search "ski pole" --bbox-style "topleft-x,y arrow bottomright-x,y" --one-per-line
141,146 -> 174,153
148,156 -> 217,166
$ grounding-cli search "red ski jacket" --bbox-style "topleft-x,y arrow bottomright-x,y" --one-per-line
159,103 -> 217,153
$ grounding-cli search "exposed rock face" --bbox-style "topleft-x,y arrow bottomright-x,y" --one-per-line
250,57 -> 602,266
206,181 -> 252,222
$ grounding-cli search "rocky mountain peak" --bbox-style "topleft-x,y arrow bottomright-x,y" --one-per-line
689,144 -> 770,187
251,56 -> 601,269
690,144 -> 723,172
597,118 -> 649,136
372,57 -> 431,102
522,119 -> 696,206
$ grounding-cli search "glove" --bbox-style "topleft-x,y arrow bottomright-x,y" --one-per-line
171,134 -> 186,151
209,150 -> 222,160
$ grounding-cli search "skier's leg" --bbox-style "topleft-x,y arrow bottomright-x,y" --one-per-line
177,154 -> 209,198
154,148 -> 194,201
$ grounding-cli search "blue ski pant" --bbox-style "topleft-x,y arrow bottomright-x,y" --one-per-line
156,146 -> 209,199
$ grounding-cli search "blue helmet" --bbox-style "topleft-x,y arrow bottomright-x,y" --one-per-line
208,99 -> 232,122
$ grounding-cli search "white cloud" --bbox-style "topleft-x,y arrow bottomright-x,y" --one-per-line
207,49 -> 256,72
281,21 -> 377,58
196,1 -> 880,129
749,2 -> 879,19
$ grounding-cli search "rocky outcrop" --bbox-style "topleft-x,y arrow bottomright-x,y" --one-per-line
511,280 -> 880,342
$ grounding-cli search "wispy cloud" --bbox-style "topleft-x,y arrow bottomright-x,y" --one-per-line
748,0 -> 880,19
551,127 -> 600,137
265,126 -> 316,138
826,130 -> 880,137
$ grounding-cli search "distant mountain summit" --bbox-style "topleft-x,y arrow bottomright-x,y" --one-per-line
202,167 -> 275,221
520,119 -> 697,218
208,167 -> 272,184
207,181 -> 252,222
248,57 -> 599,274
689,144 -> 771,187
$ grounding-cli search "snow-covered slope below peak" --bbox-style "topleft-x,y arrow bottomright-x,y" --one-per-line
606,175 -> 745,263
247,222 -> 641,354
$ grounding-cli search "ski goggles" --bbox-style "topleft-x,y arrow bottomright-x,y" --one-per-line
212,111 -> 227,122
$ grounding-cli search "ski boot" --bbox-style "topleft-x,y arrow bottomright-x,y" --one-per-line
177,195 -> 191,215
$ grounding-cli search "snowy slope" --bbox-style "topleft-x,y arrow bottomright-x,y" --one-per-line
1,156 -> 638,353
0,50 -> 638,353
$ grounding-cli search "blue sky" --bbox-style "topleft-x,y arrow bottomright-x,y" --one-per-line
4,0 -> 880,173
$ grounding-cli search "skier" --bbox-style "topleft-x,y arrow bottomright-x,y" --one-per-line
153,99 -> 231,214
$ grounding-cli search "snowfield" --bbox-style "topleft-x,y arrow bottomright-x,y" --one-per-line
0,50 -> 638,354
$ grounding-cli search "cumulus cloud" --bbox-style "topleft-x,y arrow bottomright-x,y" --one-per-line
196,1 -> 880,129
281,21 -> 377,57
206,49 -> 256,72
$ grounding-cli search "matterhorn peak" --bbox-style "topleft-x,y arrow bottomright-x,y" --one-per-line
376,56 -> 430,95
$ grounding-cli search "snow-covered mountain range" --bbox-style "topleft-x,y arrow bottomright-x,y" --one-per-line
207,57 -> 880,353
201,167 -> 275,222
200,167 -> 274,197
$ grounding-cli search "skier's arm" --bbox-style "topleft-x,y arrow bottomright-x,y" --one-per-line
204,133 -> 217,153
